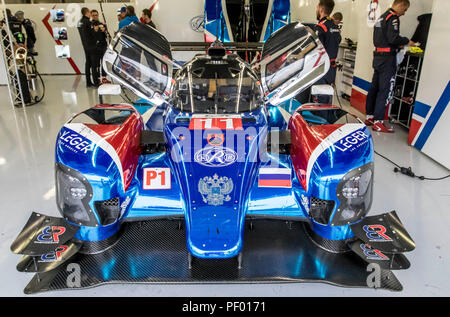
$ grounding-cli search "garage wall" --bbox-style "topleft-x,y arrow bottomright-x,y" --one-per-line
408,0 -> 450,169
350,0 -> 433,114
1,3 -> 132,76
290,0 -> 359,41
0,0 -> 204,77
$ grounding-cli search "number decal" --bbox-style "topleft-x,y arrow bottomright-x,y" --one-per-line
143,168 -> 171,190
189,116 -> 243,130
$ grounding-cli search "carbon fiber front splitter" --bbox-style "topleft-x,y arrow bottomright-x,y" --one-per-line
22,219 -> 403,294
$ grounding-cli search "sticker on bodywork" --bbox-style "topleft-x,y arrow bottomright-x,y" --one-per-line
194,146 -> 237,167
143,168 -> 171,190
189,115 -> 243,130
258,167 -> 292,188
198,174 -> 234,206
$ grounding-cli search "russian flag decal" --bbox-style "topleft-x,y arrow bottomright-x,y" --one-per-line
258,168 -> 292,188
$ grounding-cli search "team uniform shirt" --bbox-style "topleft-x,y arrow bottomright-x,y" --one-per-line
373,8 -> 409,55
315,16 -> 341,85
315,16 -> 341,68
77,15 -> 96,52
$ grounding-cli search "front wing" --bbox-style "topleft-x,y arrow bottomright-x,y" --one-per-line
13,216 -> 407,294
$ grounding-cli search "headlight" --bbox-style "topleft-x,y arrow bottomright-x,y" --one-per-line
332,162 -> 374,226
55,163 -> 95,226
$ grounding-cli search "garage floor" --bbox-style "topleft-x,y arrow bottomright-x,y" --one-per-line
0,75 -> 449,296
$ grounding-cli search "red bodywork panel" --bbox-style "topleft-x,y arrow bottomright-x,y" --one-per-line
289,111 -> 342,190
75,104 -> 144,192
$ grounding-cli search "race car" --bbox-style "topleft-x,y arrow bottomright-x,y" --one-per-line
11,21 -> 415,294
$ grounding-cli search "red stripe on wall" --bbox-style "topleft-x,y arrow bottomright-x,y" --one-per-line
350,88 -> 367,114
408,119 -> 422,145
42,7 -> 81,74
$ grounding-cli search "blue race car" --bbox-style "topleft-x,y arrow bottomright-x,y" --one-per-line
11,19 -> 415,294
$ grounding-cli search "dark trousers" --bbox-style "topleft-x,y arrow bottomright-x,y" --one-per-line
84,49 -> 100,86
99,46 -> 107,77
366,55 -> 397,120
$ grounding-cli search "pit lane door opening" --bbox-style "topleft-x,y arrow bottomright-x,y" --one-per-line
259,22 -> 330,105
103,22 -> 175,105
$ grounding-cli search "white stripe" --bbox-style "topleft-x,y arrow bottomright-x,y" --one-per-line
412,113 -> 424,123
352,85 -> 367,95
65,123 -> 125,192
259,167 -> 291,175
277,106 -> 292,123
305,124 -> 365,191
141,105 -> 158,124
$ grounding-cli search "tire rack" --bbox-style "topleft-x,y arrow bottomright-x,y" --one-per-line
0,5 -> 25,108
336,44 -> 356,101
389,52 -> 424,129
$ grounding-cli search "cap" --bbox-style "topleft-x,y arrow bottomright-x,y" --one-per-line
117,7 -> 126,15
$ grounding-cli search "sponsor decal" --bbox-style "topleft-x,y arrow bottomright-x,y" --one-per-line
194,146 -> 237,167
301,194 -> 310,213
59,130 -> 93,154
207,133 -> 224,146
143,168 -> 171,190
39,245 -> 69,262
334,130 -> 370,152
35,226 -> 66,244
360,243 -> 389,261
120,196 -> 131,215
189,115 -> 243,130
198,174 -> 234,206
258,167 -> 292,188
363,225 -> 393,242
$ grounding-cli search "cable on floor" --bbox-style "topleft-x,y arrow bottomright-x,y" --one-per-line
375,150 -> 450,181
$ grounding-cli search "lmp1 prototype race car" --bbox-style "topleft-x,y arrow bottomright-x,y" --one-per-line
11,21 -> 415,294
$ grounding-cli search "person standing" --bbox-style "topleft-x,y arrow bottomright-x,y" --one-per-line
118,6 -> 139,30
90,9 -> 109,83
117,7 -> 127,23
77,7 -> 99,87
14,11 -> 36,53
314,0 -> 341,104
141,9 -> 156,29
365,0 -> 416,133
331,12 -> 343,28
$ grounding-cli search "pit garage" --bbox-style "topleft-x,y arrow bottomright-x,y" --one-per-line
0,0 -> 449,299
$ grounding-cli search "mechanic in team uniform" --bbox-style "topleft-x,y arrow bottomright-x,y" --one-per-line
365,0 -> 416,133
315,0 -> 341,86
78,7 -> 99,87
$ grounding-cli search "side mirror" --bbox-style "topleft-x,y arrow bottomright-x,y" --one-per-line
98,84 -> 121,104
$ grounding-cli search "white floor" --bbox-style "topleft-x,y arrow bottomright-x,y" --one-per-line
0,75 -> 449,297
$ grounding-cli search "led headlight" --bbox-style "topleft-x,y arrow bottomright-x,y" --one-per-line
55,163 -> 96,226
332,162 -> 374,226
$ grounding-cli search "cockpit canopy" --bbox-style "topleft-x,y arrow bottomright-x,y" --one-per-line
171,55 -> 264,114
102,21 -> 329,108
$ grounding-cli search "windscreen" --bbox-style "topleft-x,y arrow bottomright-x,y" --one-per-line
112,36 -> 169,98
171,58 -> 264,114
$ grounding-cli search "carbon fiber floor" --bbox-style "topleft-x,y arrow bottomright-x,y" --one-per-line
24,219 -> 402,294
